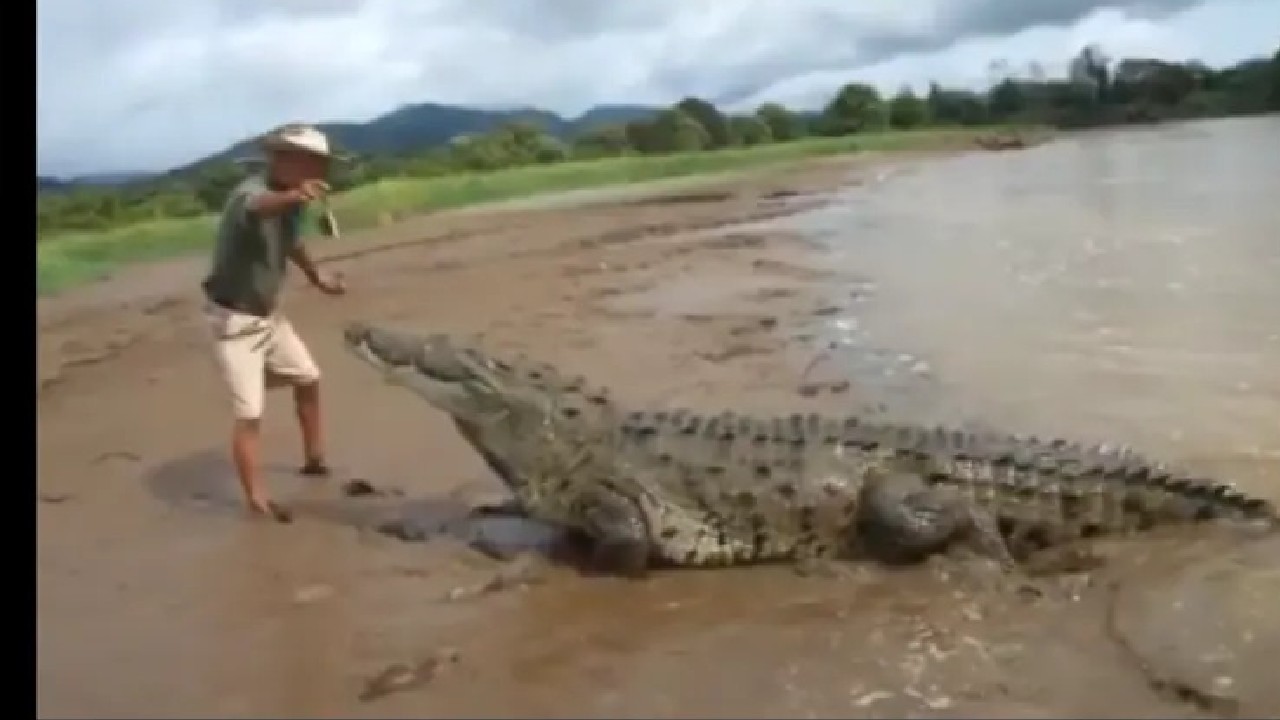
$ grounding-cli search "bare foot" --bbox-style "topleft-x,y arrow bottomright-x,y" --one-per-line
299,459 -> 332,478
249,499 -> 294,524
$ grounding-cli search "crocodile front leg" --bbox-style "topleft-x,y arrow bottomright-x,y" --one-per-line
856,471 -> 1016,570
575,483 -> 654,579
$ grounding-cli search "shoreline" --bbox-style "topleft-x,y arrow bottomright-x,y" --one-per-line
37,127 -> 1047,295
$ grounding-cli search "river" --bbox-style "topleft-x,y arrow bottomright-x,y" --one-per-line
802,115 -> 1280,499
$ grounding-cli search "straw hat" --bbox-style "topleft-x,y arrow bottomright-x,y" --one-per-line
259,123 -> 348,161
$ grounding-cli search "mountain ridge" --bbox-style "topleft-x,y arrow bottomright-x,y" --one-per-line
41,101 -> 662,188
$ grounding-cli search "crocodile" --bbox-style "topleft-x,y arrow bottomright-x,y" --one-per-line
342,321 -> 1277,577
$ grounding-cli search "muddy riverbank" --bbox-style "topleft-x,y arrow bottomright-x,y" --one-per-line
37,132 -> 1279,718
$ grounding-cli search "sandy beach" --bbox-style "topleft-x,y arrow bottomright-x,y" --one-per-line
37,144 -> 1278,719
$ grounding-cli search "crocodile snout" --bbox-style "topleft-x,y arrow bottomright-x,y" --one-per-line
343,322 -> 417,368
342,321 -> 372,349
343,322 -> 480,382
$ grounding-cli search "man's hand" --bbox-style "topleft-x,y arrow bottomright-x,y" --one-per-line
314,270 -> 346,296
294,179 -> 330,203
288,244 -> 343,295
248,180 -> 329,217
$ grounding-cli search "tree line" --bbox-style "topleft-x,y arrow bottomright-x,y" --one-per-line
38,45 -> 1280,237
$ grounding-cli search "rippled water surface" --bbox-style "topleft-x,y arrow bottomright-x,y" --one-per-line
798,116 -> 1280,494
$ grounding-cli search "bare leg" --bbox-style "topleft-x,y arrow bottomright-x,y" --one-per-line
232,418 -> 291,522
293,381 -> 329,475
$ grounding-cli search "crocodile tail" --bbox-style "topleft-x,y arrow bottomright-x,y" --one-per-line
1130,470 -> 1277,528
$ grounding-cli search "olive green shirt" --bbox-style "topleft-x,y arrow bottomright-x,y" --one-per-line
202,175 -> 302,317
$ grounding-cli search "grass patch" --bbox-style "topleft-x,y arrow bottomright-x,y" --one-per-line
37,127 -> 1036,294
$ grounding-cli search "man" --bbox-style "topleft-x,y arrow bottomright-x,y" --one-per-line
202,123 -> 347,522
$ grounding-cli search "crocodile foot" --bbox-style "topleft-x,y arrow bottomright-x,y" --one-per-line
468,498 -> 528,519
588,539 -> 651,579
576,483 -> 655,579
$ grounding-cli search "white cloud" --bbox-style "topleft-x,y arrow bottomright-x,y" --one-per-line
36,0 -> 1276,177
746,0 -> 1280,108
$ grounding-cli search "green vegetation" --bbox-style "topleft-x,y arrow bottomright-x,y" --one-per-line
38,45 -> 1280,294
37,129 -> 998,292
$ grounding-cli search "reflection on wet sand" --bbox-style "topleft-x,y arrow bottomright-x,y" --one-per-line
213,526 -> 354,717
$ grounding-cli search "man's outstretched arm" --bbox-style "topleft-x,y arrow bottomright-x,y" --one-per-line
288,243 -> 322,285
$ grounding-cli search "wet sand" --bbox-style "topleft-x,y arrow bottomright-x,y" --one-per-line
36,146 -> 1274,718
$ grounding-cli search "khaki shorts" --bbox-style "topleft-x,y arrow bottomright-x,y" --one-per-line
204,303 -> 321,420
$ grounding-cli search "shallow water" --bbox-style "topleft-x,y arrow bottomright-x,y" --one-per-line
793,116 -> 1280,495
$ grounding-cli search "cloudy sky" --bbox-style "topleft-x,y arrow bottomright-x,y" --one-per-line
37,0 -> 1278,177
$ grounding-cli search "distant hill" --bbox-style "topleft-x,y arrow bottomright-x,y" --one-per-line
39,101 -> 661,192
38,171 -> 156,192
570,104 -> 664,130
167,102 -> 661,176
38,176 -> 70,192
